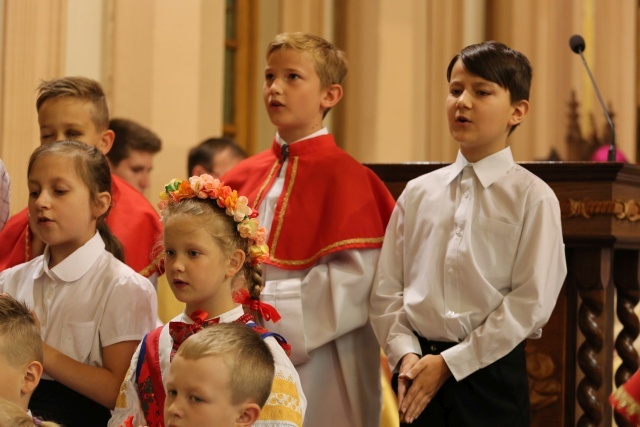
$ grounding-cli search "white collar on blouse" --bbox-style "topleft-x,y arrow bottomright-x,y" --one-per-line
33,231 -> 105,282
178,304 -> 246,324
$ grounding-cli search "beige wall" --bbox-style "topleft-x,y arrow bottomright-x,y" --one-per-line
106,0 -> 225,201
0,0 -> 638,213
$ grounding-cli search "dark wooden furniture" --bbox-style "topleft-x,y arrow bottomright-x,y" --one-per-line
366,161 -> 640,427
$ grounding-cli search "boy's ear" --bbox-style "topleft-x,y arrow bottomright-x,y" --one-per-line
320,84 -> 343,111
21,361 -> 43,396
192,164 -> 209,177
97,129 -> 115,155
235,403 -> 261,426
508,99 -> 529,127
226,249 -> 246,278
93,192 -> 112,219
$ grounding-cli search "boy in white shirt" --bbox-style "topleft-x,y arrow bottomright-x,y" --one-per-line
370,41 -> 567,426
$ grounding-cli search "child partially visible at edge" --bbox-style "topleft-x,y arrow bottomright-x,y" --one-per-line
0,399 -> 61,427
369,41 -> 567,426
164,322 -> 275,427
0,77 -> 162,282
221,32 -> 396,427
0,295 -> 44,419
108,175 -> 305,427
0,141 -> 157,427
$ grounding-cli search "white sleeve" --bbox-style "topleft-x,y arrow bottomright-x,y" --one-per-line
369,194 -> 422,372
101,273 -> 158,346
107,342 -> 146,427
442,196 -> 567,380
254,337 -> 307,427
262,248 -> 379,365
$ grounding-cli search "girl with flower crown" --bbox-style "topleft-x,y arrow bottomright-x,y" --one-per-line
108,175 -> 306,427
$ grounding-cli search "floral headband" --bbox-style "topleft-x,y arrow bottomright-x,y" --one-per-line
158,174 -> 269,266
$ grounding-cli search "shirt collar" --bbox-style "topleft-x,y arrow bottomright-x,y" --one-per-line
178,305 -> 245,323
445,147 -> 515,188
32,232 -> 105,282
276,127 -> 329,146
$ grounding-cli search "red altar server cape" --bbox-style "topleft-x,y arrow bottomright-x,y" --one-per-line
0,174 -> 162,277
222,134 -> 396,270
611,369 -> 640,423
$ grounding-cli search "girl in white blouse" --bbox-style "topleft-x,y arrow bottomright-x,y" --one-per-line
0,141 -> 157,427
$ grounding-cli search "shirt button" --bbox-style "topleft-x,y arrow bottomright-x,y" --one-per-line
456,228 -> 462,237
464,192 -> 469,198
430,344 -> 437,353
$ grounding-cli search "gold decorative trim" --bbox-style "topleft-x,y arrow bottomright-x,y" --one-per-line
270,157 -> 298,256
561,199 -> 640,221
253,161 -> 280,210
270,237 -> 385,267
24,224 -> 31,262
139,251 -> 164,278
611,385 -> 640,422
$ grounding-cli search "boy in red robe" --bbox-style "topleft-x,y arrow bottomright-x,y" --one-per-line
222,32 -> 396,427
0,77 -> 161,279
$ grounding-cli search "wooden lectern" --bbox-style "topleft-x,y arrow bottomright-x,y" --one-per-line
367,161 -> 640,427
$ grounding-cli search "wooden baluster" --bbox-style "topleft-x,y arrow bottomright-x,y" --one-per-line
613,249 -> 640,427
574,246 -> 614,427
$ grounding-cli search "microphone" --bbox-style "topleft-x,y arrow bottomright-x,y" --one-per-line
569,34 -> 617,162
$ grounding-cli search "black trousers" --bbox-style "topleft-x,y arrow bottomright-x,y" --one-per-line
392,336 -> 530,427
31,379 -> 111,427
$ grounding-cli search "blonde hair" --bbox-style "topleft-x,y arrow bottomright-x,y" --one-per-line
28,141 -> 124,262
0,296 -> 42,368
0,399 -> 61,427
176,323 -> 275,407
162,198 -> 265,314
267,33 -> 347,117
36,76 -> 109,131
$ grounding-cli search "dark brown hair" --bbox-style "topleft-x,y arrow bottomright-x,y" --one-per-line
108,118 -> 162,166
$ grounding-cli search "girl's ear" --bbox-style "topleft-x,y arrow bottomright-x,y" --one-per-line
235,402 -> 261,426
226,249 -> 246,278
508,99 -> 529,127
320,84 -> 343,111
93,191 -> 112,219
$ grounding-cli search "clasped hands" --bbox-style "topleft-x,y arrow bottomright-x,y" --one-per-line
397,353 -> 452,424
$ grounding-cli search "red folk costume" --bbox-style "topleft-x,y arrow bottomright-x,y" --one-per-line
0,174 -> 161,277
222,134 -> 396,270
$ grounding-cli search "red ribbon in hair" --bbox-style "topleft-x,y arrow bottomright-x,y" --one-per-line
233,289 -> 282,323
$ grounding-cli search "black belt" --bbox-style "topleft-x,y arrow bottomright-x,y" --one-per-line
414,333 -> 457,355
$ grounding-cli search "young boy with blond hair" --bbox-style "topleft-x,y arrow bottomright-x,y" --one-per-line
222,32 -> 396,427
164,322 -> 275,427
370,41 -> 567,426
0,76 -> 162,279
0,295 -> 44,413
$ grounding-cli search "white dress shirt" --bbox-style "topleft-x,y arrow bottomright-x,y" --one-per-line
0,232 -> 158,379
0,159 -> 10,231
370,147 -> 567,381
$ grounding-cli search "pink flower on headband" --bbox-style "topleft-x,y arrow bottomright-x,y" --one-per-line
189,174 -> 223,199
158,175 -> 270,266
